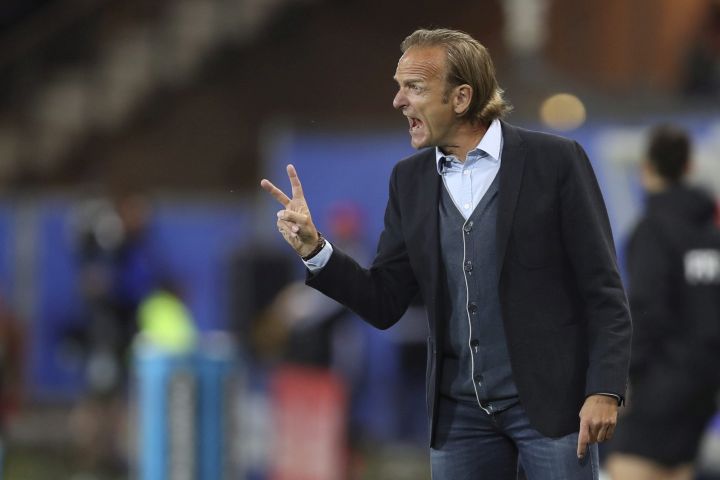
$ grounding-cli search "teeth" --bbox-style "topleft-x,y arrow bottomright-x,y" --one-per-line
406,117 -> 422,131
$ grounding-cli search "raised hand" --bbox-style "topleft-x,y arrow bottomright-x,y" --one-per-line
260,164 -> 320,257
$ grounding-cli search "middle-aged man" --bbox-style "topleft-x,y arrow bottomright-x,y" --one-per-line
261,28 -> 632,480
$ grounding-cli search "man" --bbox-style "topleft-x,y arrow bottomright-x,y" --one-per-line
261,28 -> 632,479
605,125 -> 720,480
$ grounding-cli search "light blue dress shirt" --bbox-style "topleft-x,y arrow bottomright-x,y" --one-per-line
435,118 -> 503,219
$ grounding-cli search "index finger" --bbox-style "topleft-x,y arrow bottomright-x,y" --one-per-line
287,164 -> 305,200
260,179 -> 290,207
577,422 -> 589,459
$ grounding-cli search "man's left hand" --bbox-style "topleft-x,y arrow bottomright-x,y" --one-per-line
576,394 -> 618,459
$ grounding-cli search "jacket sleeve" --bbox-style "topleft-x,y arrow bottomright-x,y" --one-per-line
558,141 -> 633,400
306,164 -> 419,330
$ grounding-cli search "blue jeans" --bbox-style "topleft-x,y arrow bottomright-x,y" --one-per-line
430,396 -> 598,480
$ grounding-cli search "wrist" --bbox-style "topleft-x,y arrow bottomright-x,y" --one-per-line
589,393 -> 622,406
301,231 -> 325,261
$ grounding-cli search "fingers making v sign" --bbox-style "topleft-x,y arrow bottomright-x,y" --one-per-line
260,164 -> 320,258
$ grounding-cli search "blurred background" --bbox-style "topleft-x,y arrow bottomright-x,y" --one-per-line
0,0 -> 718,478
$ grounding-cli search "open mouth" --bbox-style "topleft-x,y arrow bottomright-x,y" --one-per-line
408,116 -> 423,132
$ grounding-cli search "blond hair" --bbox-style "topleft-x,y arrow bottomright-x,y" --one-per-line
401,28 -> 512,124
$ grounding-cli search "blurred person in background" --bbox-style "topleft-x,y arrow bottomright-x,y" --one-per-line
68,193 -> 162,477
605,125 -> 720,480
261,28 -> 632,480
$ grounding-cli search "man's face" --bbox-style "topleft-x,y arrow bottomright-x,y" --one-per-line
393,46 -> 457,150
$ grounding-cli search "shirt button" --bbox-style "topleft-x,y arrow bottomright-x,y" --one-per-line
464,260 -> 473,272
463,203 -> 470,210
474,374 -> 482,384
468,303 -> 478,314
463,221 -> 473,233
463,170 -> 470,176
470,339 -> 479,347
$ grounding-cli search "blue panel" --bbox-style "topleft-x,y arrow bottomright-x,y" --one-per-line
32,201 -> 85,396
152,202 -> 250,331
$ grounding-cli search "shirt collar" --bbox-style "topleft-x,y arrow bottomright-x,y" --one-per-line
435,118 -> 503,175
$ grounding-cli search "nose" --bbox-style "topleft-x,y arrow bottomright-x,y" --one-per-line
393,88 -> 406,110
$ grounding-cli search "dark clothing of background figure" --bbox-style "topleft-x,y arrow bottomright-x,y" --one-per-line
306,121 -> 632,447
75,216 -> 160,396
609,185 -> 720,466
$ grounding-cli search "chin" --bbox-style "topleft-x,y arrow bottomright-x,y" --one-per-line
410,136 -> 430,150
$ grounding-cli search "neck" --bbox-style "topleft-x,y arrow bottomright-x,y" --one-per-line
440,121 -> 489,162
643,172 -> 670,194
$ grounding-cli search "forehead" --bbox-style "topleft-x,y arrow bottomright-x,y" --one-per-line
394,46 -> 447,81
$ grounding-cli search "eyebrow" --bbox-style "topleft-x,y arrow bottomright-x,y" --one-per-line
393,77 -> 423,87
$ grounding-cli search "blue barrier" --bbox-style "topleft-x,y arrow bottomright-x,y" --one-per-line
133,336 -> 240,480
196,335 -> 240,480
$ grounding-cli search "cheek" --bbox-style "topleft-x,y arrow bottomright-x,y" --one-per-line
424,107 -> 449,127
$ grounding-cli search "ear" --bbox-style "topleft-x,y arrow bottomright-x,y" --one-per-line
452,84 -> 473,115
